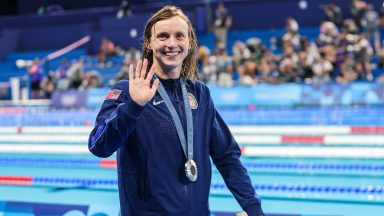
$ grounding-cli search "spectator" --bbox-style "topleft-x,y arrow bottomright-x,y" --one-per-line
82,71 -> 103,89
54,58 -> 71,91
37,1 -> 48,16
27,58 -> 44,99
97,37 -> 117,67
201,55 -> 218,84
278,57 -> 299,83
361,4 -> 380,53
197,44 -> 211,76
318,21 -> 339,46
343,18 -> 359,35
354,34 -> 374,80
278,42 -> 301,83
256,56 -> 280,84
282,17 -> 301,50
214,42 -> 233,87
319,43 -> 337,65
55,58 -> 70,79
232,40 -> 251,66
115,61 -> 131,82
37,1 -> 64,16
350,0 -> 367,28
40,72 -> 56,99
246,37 -> 266,62
66,60 -> 85,89
123,47 -> 141,65
100,37 -> 117,56
311,55 -> 333,84
213,2 -> 232,46
237,63 -> 257,86
336,56 -> 358,83
321,3 -> 342,26
116,0 -> 132,19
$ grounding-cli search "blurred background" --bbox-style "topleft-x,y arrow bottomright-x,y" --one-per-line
0,0 -> 384,215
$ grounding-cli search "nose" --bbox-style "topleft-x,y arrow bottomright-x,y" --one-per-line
167,36 -> 177,47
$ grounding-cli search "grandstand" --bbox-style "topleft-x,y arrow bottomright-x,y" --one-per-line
1,0 -> 384,216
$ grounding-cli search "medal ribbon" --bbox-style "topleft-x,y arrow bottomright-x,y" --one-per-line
155,76 -> 194,161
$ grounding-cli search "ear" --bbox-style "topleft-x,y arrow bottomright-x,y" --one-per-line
146,41 -> 152,50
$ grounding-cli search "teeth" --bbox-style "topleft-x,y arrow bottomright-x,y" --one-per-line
164,51 -> 180,56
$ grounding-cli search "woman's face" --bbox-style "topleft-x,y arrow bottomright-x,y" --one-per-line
148,16 -> 190,76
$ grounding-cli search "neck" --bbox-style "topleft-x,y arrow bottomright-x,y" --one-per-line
155,69 -> 182,80
156,71 -> 179,79
154,63 -> 182,79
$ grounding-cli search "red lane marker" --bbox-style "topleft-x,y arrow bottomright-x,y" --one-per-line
247,105 -> 257,110
100,160 -> 117,168
350,126 -> 384,134
281,136 -> 324,144
240,147 -> 245,153
0,176 -> 33,186
0,107 -> 26,113
83,120 -> 92,126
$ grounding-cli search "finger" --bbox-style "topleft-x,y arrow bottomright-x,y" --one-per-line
140,59 -> 148,79
135,60 -> 142,79
129,64 -> 134,81
145,63 -> 156,82
150,79 -> 159,96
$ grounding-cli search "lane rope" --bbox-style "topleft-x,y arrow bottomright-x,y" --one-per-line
0,158 -> 383,174
1,175 -> 383,197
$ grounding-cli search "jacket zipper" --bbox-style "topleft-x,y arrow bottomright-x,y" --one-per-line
184,184 -> 189,215
174,80 -> 189,215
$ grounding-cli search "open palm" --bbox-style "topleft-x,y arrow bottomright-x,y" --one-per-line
129,59 -> 159,106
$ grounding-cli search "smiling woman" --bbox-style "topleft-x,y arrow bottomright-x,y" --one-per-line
88,5 -> 264,216
141,5 -> 198,81
148,16 -> 190,78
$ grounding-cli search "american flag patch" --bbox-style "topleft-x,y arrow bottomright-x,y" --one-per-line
105,89 -> 122,100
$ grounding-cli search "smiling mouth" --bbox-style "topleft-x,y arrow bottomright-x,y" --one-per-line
163,51 -> 181,56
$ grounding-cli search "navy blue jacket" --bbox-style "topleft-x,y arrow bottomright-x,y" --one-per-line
88,78 -> 263,216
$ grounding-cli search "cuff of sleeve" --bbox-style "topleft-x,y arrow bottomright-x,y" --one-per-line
244,204 -> 264,216
118,98 -> 144,119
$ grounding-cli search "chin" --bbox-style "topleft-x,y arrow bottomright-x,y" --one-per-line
162,59 -> 183,67
163,64 -> 180,71
159,62 -> 181,71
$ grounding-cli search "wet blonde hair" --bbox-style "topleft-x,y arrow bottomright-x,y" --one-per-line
141,5 -> 198,80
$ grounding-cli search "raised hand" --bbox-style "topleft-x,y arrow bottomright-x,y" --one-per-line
129,59 -> 159,106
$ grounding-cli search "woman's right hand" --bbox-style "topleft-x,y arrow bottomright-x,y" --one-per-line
129,59 -> 159,106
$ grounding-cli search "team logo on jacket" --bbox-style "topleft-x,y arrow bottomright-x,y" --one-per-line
105,89 -> 122,100
187,93 -> 198,109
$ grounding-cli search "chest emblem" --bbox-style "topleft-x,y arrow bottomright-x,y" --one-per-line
187,93 -> 198,109
105,89 -> 122,100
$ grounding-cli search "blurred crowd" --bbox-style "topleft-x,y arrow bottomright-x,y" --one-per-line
26,0 -> 384,99
199,0 -> 384,87
26,36 -> 141,99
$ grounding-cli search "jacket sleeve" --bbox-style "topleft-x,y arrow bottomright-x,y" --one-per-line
208,95 -> 264,216
88,80 -> 144,158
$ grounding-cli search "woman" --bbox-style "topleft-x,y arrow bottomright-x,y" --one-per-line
88,5 -> 264,216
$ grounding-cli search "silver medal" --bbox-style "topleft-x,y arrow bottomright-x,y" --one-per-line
185,159 -> 198,182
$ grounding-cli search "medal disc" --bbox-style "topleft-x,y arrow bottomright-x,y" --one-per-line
185,159 -> 198,182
